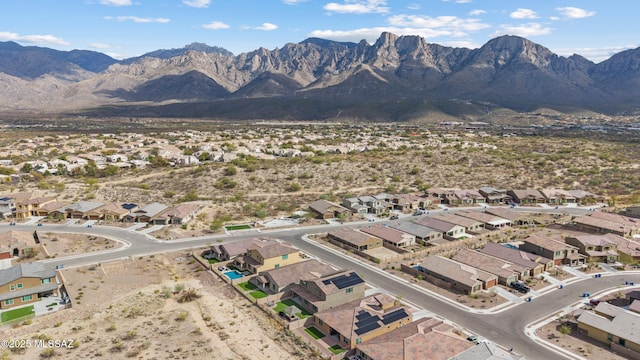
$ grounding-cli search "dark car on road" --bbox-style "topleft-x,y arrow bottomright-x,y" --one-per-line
510,281 -> 531,294
389,215 -> 399,220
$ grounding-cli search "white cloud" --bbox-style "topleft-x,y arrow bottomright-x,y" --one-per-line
242,22 -> 278,31
256,23 -> 278,31
455,0 -> 471,3
468,9 -> 485,16
309,13 -> 490,44
407,3 -> 420,10
202,21 -> 230,30
99,0 -> 132,6
88,42 -> 112,49
183,0 -> 210,8
510,8 -> 538,19
556,7 -> 595,19
0,31 -> 69,46
388,14 -> 490,33
553,45 -> 638,63
104,16 -> 170,23
324,0 -> 390,14
282,0 -> 306,4
491,23 -> 553,38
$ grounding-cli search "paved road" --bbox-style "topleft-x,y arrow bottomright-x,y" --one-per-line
6,205 -> 614,359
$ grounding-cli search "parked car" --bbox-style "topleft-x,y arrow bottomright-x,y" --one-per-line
389,215 -> 399,220
466,335 -> 479,344
412,210 -> 422,216
509,281 -> 531,294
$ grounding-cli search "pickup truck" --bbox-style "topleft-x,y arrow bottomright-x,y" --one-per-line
509,281 -> 531,294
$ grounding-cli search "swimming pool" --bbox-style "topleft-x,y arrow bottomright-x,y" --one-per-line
224,270 -> 244,280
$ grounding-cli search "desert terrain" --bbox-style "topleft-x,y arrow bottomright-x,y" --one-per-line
0,122 -> 639,360
1,251 -> 316,360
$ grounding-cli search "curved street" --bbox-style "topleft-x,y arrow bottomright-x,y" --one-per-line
8,205 -> 633,359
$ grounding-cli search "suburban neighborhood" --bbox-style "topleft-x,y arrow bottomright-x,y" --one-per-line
0,127 -> 638,359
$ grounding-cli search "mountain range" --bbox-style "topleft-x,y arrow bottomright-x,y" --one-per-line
1,32 -> 639,121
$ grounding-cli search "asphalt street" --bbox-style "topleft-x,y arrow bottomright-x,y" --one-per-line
5,205 -> 625,359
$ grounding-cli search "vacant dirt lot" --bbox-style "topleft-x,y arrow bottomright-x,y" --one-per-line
38,233 -> 120,259
1,253 -> 316,360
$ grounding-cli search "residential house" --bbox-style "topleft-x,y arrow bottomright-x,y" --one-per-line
433,213 -> 483,234
327,228 -> 383,251
308,200 -> 351,220
290,270 -> 366,314
391,193 -> 425,212
520,234 -> 586,266
565,235 -> 619,264
507,189 -> 546,205
231,242 -> 300,274
174,155 -> 200,166
0,197 -> 15,218
626,206 -> 640,219
451,189 -> 486,206
129,202 -> 168,223
478,242 -> 552,275
455,210 -> 511,229
372,193 -> 395,211
578,302 -> 640,357
0,231 -> 39,259
150,203 -> 200,225
415,256 -> 497,294
426,188 -> 457,205
0,192 -> 32,218
208,237 -> 279,261
539,189 -> 576,204
64,201 -> 104,219
390,222 -> 444,245
450,341 -> 525,360
484,207 -> 534,226
358,196 -> 387,215
313,293 -> 413,350
342,198 -> 369,216
106,154 -> 128,163
0,263 -> 59,309
251,259 -> 335,294
567,190 -> 605,205
413,217 -> 467,240
359,224 -> 416,248
478,186 -> 512,205
452,248 -> 526,285
15,196 -> 57,219
572,211 -> 640,237
87,202 -> 130,222
600,234 -> 640,263
355,317 -> 474,360
31,200 -> 69,219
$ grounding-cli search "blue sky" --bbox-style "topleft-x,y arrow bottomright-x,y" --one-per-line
1,0 -> 637,63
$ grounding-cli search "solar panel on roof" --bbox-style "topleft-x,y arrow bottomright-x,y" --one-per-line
356,315 -> 380,329
355,322 -> 380,335
121,203 -> 138,210
382,309 -> 408,325
333,273 -> 364,289
355,310 -> 370,321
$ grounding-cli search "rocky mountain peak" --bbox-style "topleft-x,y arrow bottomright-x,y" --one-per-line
1,32 -> 640,117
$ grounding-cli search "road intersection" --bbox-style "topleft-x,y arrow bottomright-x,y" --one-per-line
9,205 -> 636,359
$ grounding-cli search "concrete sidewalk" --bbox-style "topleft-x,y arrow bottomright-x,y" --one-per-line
561,266 -> 591,279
